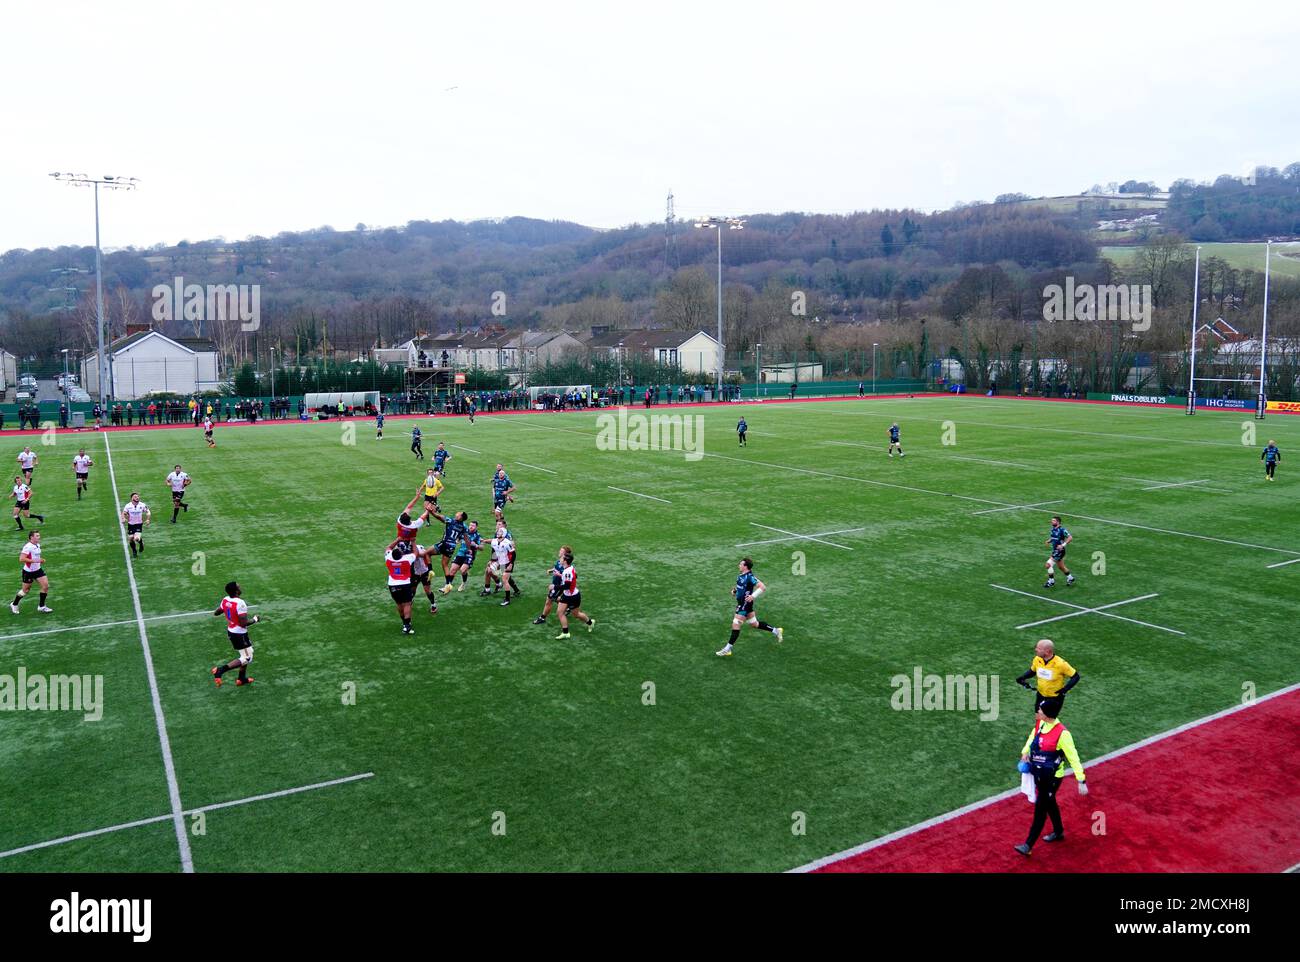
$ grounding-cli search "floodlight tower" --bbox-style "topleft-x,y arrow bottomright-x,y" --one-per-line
693,216 -> 745,397
50,172 -> 140,408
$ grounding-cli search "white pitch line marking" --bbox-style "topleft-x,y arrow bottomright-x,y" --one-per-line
822,440 -> 877,449
788,680 -> 1300,873
748,522 -> 855,551
104,434 -> 194,873
1024,508 -> 1300,557
607,485 -> 671,504
737,526 -> 866,549
0,605 -> 260,644
950,455 -> 1034,469
990,584 -> 1184,636
1140,479 -> 1212,492
0,772 -> 374,862
488,416 -> 1300,558
513,461 -> 557,474
1267,557 -> 1300,569
1014,592 -> 1160,630
447,443 -> 481,454
971,500 -> 1065,516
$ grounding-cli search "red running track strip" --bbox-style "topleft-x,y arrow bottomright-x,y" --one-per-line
814,688 -> 1300,873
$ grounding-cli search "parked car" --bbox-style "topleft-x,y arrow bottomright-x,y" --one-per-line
67,388 -> 91,403
15,390 -> 33,403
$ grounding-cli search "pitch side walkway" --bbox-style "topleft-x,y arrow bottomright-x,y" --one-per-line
799,684 -> 1300,873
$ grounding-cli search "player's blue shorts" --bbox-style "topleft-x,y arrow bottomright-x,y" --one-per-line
1051,546 -> 1067,561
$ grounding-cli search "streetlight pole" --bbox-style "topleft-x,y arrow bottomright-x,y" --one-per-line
872,342 -> 879,396
755,341 -> 761,399
617,341 -> 624,399
695,217 -> 745,399
50,173 -> 139,410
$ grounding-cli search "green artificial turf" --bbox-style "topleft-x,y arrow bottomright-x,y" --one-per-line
1,396 -> 1296,871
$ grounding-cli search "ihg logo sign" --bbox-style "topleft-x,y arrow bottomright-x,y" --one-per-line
1043,277 -> 1152,332
152,276 -> 260,332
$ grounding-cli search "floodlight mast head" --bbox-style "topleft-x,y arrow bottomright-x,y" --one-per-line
50,171 -> 141,407
692,216 -> 747,396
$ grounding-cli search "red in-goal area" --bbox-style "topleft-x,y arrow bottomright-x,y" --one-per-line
810,687 -> 1300,873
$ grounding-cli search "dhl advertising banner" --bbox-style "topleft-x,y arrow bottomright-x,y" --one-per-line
1266,400 -> 1300,414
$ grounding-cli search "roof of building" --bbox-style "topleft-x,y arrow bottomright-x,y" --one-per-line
89,329 -> 219,358
586,329 -> 717,350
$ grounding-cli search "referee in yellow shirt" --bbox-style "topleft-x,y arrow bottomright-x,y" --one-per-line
420,469 -> 445,511
1015,638 -> 1079,714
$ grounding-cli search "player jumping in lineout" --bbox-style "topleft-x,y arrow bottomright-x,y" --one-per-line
716,557 -> 782,657
888,422 -> 904,457
1262,440 -> 1281,481
212,581 -> 258,686
429,506 -> 470,594
1044,516 -> 1074,588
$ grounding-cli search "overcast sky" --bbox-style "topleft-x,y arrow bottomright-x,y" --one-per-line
4,0 -> 1298,253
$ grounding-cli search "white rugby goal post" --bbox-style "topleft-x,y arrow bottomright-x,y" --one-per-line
1186,243 -> 1271,420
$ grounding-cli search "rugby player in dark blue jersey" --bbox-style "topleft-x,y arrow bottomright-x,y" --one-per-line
375,410 -> 385,440
449,520 -> 483,591
1262,440 -> 1281,481
429,506 -> 470,594
736,416 -> 748,446
1044,516 -> 1074,588
492,467 -> 516,512
432,442 -> 451,475
888,422 -> 904,457
716,558 -> 783,657
532,555 -> 568,625
410,425 -> 424,460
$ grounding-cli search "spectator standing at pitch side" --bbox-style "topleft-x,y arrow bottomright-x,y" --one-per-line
1014,699 -> 1087,856
1015,638 -> 1079,714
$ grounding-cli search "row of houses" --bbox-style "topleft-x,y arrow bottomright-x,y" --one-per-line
376,326 -> 723,374
62,323 -> 723,401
